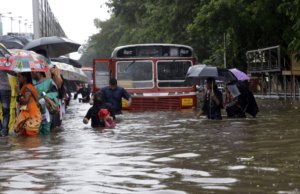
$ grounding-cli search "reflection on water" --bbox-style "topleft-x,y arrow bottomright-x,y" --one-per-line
0,99 -> 300,193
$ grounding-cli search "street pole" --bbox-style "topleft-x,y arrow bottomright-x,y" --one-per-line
17,16 -> 22,34
10,16 -> 13,33
24,19 -> 28,33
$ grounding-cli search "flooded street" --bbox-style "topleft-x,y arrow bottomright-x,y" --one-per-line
1,99 -> 300,194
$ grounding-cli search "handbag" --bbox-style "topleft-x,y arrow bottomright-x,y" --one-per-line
44,96 -> 60,114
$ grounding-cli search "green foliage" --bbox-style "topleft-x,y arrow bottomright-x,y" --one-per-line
278,0 -> 300,59
80,0 -> 300,67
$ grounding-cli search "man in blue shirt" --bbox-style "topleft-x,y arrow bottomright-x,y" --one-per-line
100,78 -> 132,115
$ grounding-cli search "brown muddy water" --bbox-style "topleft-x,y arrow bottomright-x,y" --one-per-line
0,99 -> 300,194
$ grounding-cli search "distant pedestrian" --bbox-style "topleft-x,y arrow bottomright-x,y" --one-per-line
74,83 -> 90,103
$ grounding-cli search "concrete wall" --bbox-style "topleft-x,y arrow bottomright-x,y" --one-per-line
32,0 -> 66,38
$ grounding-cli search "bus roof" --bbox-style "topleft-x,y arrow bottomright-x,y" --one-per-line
111,43 -> 194,58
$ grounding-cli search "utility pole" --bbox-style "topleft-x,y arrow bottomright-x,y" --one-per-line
9,16 -> 22,33
10,16 -> 13,33
18,16 -> 22,34
23,19 -> 28,33
223,33 -> 227,68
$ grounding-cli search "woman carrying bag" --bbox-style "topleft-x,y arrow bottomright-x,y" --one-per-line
31,72 -> 59,135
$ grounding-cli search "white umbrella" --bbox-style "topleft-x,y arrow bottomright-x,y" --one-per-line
51,61 -> 87,82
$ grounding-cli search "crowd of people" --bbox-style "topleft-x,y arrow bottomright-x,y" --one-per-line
0,72 -> 132,136
197,77 -> 259,120
1,67 -> 257,137
0,66 -> 70,136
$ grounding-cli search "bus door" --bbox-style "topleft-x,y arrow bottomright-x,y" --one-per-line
93,59 -> 111,92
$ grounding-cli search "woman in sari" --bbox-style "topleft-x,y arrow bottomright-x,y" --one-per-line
14,72 -> 42,136
31,72 -> 59,135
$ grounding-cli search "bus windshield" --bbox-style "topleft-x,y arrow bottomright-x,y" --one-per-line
117,60 -> 153,89
157,60 -> 192,87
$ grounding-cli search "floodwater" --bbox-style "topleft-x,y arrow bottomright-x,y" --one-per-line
0,99 -> 300,194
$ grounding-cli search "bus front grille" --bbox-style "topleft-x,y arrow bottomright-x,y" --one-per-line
130,97 -> 181,111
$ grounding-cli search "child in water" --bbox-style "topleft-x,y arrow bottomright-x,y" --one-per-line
98,108 -> 116,128
83,92 -> 115,128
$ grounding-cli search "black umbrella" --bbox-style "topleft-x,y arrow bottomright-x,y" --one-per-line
0,43 -> 11,57
15,36 -> 30,45
23,36 -> 81,58
0,35 -> 24,49
51,56 -> 82,68
185,64 -> 237,84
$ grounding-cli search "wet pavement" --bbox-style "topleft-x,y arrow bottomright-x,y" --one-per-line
0,99 -> 300,193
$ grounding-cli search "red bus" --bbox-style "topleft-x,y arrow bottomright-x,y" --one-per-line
93,44 -> 197,111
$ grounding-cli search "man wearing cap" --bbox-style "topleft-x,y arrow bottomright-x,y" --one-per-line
100,78 -> 132,116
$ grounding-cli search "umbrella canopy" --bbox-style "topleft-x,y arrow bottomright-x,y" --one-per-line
0,35 -> 24,49
52,61 -> 87,81
14,36 -> 30,45
0,43 -> 11,56
23,36 -> 81,58
229,68 -> 250,81
185,64 -> 237,84
1,49 -> 50,72
51,56 -> 82,68
0,44 -> 11,68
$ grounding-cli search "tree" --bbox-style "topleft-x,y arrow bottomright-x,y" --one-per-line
80,0 -> 299,67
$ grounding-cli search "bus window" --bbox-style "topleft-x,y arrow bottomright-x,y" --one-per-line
94,62 -> 110,89
157,60 -> 192,87
116,60 -> 153,89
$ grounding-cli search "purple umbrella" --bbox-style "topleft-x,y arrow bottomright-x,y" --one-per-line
229,68 -> 250,81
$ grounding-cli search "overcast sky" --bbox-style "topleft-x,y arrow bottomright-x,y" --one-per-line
0,0 -> 111,58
